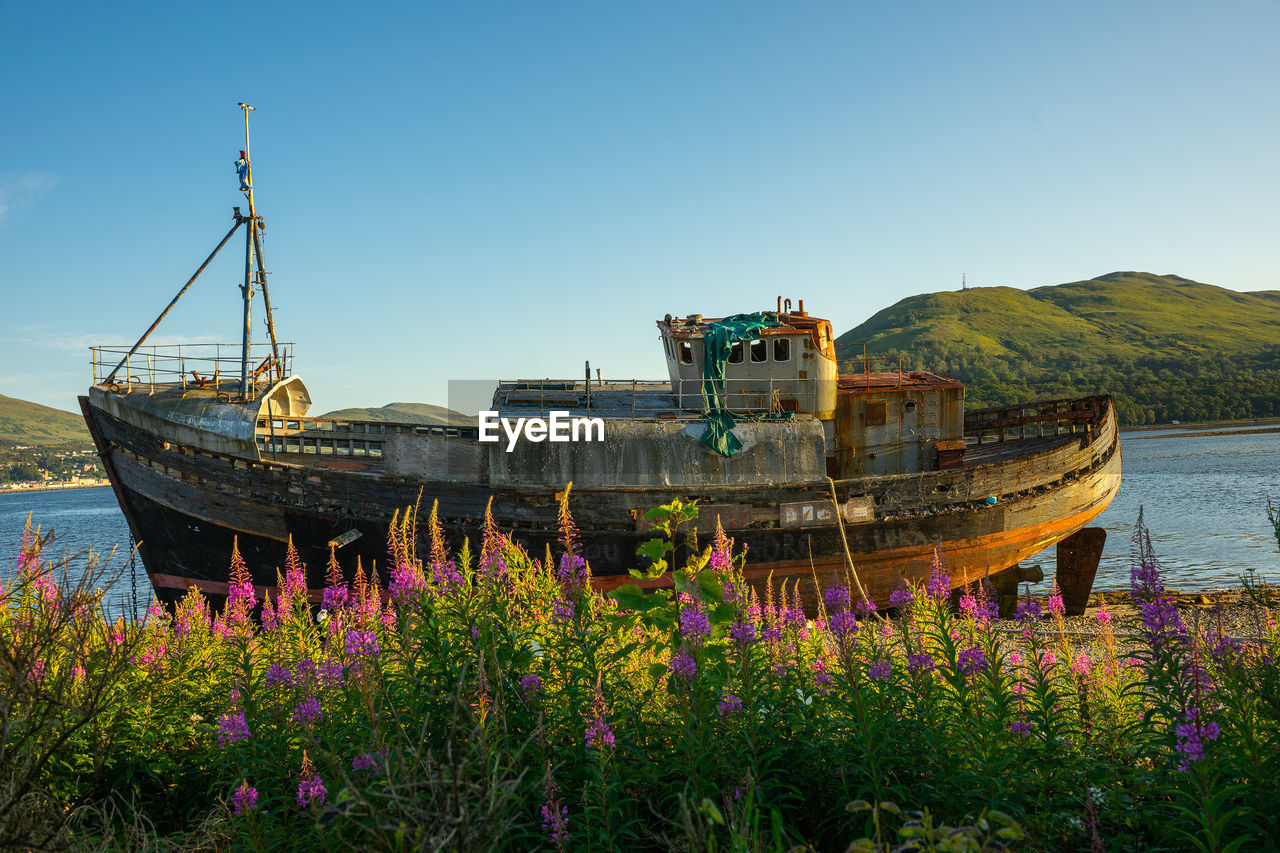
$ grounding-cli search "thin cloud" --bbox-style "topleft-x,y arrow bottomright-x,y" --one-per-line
0,173 -> 59,225
11,327 -> 220,353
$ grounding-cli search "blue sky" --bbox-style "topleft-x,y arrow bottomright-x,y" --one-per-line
3,1 -> 1277,415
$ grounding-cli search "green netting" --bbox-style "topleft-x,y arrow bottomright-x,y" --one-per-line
698,312 -> 783,456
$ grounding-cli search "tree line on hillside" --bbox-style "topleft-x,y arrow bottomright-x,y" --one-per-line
859,344 -> 1280,426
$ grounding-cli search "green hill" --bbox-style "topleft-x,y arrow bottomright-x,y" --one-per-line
320,402 -> 471,427
0,394 -> 92,446
835,272 -> 1280,426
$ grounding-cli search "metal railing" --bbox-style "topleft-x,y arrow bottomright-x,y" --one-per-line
91,343 -> 294,397
494,376 -> 824,419
964,397 -> 1104,445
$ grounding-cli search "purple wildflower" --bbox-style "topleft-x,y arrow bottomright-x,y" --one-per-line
229,781 -> 258,815
521,673 -> 543,699
957,647 -> 988,676
265,662 -> 290,687
823,584 -> 851,614
855,597 -> 877,616
925,567 -> 950,602
556,553 -> 588,586
321,584 -> 349,612
552,597 -> 575,623
868,659 -> 892,681
730,619 -> 758,646
584,685 -> 614,749
217,710 -> 250,746
888,585 -> 914,609
669,649 -> 698,679
1070,653 -> 1093,678
292,696 -> 322,727
1016,599 -> 1042,622
389,559 -> 424,601
318,659 -> 344,688
828,611 -> 858,636
1175,706 -> 1221,772
813,658 -> 834,694
718,692 -> 744,716
1096,604 -> 1113,626
908,653 -> 935,675
1010,720 -> 1032,737
352,751 -> 383,774
541,775 -> 569,847
585,716 -> 615,749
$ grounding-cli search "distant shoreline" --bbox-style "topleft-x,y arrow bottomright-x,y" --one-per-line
0,482 -> 111,495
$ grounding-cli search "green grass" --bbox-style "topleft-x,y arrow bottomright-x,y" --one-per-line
0,394 -> 92,447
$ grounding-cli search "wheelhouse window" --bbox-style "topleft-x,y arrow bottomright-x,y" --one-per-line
750,339 -> 767,363
773,338 -> 791,362
680,341 -> 694,364
728,341 -> 744,363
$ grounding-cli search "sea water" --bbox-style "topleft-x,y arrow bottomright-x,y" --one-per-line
2,428 -> 1279,604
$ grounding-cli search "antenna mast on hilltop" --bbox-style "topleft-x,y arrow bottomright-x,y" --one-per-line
236,103 -> 281,400
962,273 -> 968,291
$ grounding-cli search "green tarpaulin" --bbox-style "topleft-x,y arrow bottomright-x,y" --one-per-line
699,312 -> 783,456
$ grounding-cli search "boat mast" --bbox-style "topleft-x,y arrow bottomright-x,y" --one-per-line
237,103 -> 257,400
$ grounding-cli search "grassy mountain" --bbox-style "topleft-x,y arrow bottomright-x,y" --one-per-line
0,394 -> 92,446
320,402 -> 471,427
835,272 -> 1280,426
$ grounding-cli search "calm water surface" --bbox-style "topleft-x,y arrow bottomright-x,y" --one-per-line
0,486 -> 143,617
3,429 -> 1279,606
1028,429 -> 1280,592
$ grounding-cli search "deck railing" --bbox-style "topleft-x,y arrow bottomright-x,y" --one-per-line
964,397 -> 1104,446
91,343 -> 294,398
494,377 -> 823,419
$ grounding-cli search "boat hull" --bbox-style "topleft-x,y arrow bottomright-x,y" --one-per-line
80,393 -> 1121,607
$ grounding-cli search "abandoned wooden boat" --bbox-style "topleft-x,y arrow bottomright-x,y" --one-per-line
81,113 -> 1121,607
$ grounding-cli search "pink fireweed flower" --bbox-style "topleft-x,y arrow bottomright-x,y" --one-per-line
292,696 -> 322,727
352,751 -> 384,774
888,585 -> 915,610
812,658 -> 834,694
823,584 -> 851,614
678,594 -> 712,644
217,710 -> 250,746
520,673 -> 543,699
1010,720 -> 1032,737
1041,650 -> 1058,670
1070,653 -> 1093,678
344,628 -> 380,659
855,597 -> 877,616
718,691 -> 744,716
1175,706 -> 1221,772
925,568 -> 950,602
556,552 -> 588,587
541,775 -> 569,848
389,559 -> 425,601
868,659 -> 892,681
1095,604 -> 1113,626
297,756 -> 327,809
584,684 -> 614,749
229,781 -> 258,815
1047,582 -> 1065,616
